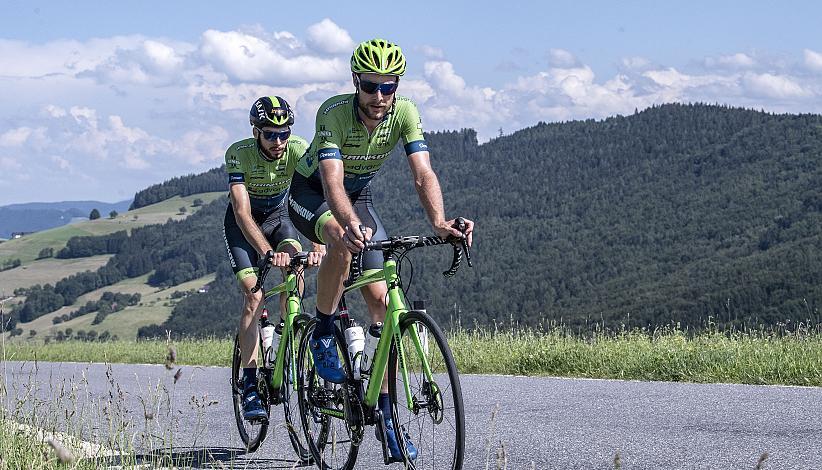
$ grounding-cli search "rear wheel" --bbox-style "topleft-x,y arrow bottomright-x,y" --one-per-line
388,310 -> 465,469
231,333 -> 269,452
296,321 -> 359,470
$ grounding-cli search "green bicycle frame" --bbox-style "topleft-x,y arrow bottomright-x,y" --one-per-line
342,259 -> 435,411
261,269 -> 304,393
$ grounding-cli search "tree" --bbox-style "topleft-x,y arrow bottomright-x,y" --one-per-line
109,210 -> 118,219
89,209 -> 101,220
179,206 -> 187,214
192,198 -> 204,207
37,247 -> 54,259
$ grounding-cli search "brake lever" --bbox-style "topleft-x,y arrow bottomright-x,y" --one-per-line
453,217 -> 473,268
251,250 -> 274,293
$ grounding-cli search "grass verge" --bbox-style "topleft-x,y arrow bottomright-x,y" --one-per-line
4,324 -> 822,386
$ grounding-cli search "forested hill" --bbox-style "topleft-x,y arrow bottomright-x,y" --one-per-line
154,103 -> 822,336
13,103 -> 821,338
129,166 -> 225,210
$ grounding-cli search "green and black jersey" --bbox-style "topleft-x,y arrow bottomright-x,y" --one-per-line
225,136 -> 308,213
295,93 -> 427,194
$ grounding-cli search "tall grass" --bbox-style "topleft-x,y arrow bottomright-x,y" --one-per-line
449,321 -> 822,386
5,323 -> 822,385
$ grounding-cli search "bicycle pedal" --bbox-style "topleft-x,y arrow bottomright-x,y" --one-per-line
246,416 -> 269,425
374,410 -> 393,464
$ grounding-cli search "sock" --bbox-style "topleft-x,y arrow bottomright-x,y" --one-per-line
243,367 -> 257,391
378,393 -> 391,423
313,308 -> 336,339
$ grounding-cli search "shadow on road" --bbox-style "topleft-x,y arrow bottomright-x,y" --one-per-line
93,446 -> 311,469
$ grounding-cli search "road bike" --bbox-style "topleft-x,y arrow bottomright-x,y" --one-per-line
296,220 -> 472,469
230,251 -> 314,461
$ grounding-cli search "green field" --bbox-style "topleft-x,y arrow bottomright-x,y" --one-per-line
0,255 -> 113,294
0,192 -> 224,266
3,273 -> 216,342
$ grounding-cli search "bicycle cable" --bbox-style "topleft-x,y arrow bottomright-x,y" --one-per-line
396,247 -> 416,308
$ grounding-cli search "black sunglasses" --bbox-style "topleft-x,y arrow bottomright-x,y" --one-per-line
357,76 -> 399,95
257,127 -> 291,142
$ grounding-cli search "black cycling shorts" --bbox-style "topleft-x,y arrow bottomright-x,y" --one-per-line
287,173 -> 386,271
223,202 -> 302,282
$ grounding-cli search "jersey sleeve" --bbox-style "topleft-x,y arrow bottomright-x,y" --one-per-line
399,99 -> 427,155
286,136 -> 309,176
315,108 -> 344,161
225,145 -> 246,186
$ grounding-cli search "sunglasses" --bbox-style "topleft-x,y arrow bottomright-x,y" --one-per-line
357,77 -> 399,95
257,127 -> 291,142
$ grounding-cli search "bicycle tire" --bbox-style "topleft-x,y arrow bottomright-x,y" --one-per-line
296,320 -> 359,470
388,310 -> 465,469
281,315 -> 312,464
231,333 -> 270,452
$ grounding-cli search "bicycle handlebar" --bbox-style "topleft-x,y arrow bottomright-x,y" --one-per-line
344,217 -> 472,288
251,251 -> 311,293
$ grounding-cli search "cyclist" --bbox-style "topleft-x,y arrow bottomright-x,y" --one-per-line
223,96 -> 324,422
288,38 -> 474,461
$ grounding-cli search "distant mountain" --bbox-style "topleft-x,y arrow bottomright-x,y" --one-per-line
0,200 -> 132,238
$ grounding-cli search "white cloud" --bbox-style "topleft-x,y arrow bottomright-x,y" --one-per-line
0,36 -> 143,78
547,49 -> 577,67
306,19 -> 355,54
51,155 -> 71,170
743,72 -> 809,99
44,105 -> 67,118
705,53 -> 756,69
0,156 -> 23,170
621,57 -> 651,70
82,39 -> 190,86
70,106 -> 99,127
4,25 -> 822,203
0,127 -> 34,147
804,49 -> 822,72
419,45 -> 444,59
200,29 -> 346,84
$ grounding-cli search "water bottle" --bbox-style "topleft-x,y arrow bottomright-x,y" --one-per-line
360,322 -> 383,375
344,323 -> 365,380
260,308 -> 277,368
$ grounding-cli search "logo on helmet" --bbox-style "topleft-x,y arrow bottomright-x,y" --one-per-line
255,101 -> 267,121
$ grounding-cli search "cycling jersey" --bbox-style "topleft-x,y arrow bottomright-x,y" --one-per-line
225,136 -> 308,213
294,93 -> 427,194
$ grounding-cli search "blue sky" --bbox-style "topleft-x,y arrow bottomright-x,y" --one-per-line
1,1 -> 820,204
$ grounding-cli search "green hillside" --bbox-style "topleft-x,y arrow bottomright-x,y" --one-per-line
3,273 -> 215,342
0,192 -> 223,266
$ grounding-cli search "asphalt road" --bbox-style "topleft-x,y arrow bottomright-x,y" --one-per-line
3,361 -> 821,469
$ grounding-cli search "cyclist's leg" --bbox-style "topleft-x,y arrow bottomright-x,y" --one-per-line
288,174 -> 345,383
224,207 -> 267,420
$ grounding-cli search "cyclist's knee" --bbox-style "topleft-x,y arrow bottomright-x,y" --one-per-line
242,290 -> 263,316
324,235 -> 352,263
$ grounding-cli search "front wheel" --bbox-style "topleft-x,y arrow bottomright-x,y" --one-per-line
281,316 -> 312,464
388,310 -> 465,469
230,333 -> 269,452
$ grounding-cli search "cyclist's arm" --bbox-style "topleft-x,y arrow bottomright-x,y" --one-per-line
407,154 -> 475,244
229,183 -> 274,256
407,152 -> 448,231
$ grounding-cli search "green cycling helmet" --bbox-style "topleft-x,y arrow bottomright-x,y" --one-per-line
249,96 -> 294,128
350,38 -> 406,77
